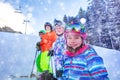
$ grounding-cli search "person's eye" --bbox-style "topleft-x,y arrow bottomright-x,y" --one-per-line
74,36 -> 80,39
67,37 -> 72,39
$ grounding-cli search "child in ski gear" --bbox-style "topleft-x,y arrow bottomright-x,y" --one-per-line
37,22 -> 57,52
36,30 -> 46,51
54,19 -> 65,36
58,22 -> 109,80
51,20 -> 66,78
44,22 -> 57,51
36,22 -> 57,74
36,29 -> 50,73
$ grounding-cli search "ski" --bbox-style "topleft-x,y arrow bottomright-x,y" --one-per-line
10,73 -> 37,78
10,75 -> 30,78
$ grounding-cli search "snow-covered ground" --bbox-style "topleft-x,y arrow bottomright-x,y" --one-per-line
0,32 -> 120,80
93,46 -> 120,80
0,32 -> 39,80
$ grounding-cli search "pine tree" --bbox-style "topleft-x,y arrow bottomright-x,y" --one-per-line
86,0 -> 108,47
62,0 -> 120,50
105,0 -> 120,50
63,15 -> 68,24
86,0 -> 120,50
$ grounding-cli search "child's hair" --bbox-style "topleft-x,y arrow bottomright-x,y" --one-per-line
67,44 -> 84,53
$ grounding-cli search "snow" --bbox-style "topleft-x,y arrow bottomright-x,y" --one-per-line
93,46 -> 120,80
0,32 -> 120,80
0,32 -> 39,80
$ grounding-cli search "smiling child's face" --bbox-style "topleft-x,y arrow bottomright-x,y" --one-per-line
55,26 -> 64,35
45,26 -> 51,32
66,32 -> 82,49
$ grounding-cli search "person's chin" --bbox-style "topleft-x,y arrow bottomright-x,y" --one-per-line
72,46 -> 77,49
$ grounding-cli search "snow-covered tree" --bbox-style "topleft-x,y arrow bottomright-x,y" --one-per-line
105,0 -> 120,50
86,0 -> 120,50
63,8 -> 86,24
63,15 -> 68,24
62,0 -> 120,51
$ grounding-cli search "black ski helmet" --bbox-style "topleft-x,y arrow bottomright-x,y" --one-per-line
44,22 -> 53,31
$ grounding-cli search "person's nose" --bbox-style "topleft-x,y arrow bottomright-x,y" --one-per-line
70,38 -> 75,44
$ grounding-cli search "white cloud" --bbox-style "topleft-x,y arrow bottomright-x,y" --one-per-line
0,2 -> 35,34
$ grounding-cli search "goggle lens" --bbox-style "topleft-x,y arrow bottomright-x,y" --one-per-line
66,23 -> 85,33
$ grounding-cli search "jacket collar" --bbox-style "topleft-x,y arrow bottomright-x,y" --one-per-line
65,45 -> 88,57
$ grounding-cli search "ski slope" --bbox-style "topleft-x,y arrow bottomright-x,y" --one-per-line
0,32 -> 120,80
0,32 -> 39,80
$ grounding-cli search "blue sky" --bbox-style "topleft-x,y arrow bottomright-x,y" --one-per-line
0,0 -> 88,35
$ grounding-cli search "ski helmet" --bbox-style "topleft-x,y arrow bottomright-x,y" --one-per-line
39,30 -> 46,34
65,22 -> 87,40
54,19 -> 65,28
54,20 -> 62,26
44,22 -> 53,30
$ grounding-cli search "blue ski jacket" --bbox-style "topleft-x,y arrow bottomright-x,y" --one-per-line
53,35 -> 66,70
59,45 -> 109,80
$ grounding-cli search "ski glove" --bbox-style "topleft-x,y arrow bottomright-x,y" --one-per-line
56,70 -> 63,78
40,70 -> 57,80
47,50 -> 54,56
36,41 -> 41,51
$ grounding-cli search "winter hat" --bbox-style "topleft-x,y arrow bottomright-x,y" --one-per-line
44,22 -> 53,31
39,30 -> 46,34
54,19 -> 65,28
65,22 -> 87,40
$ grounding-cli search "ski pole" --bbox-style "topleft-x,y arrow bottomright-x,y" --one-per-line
50,56 -> 56,78
30,49 -> 39,78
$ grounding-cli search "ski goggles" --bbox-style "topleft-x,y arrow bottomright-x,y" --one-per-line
54,22 -> 62,26
65,23 -> 85,33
